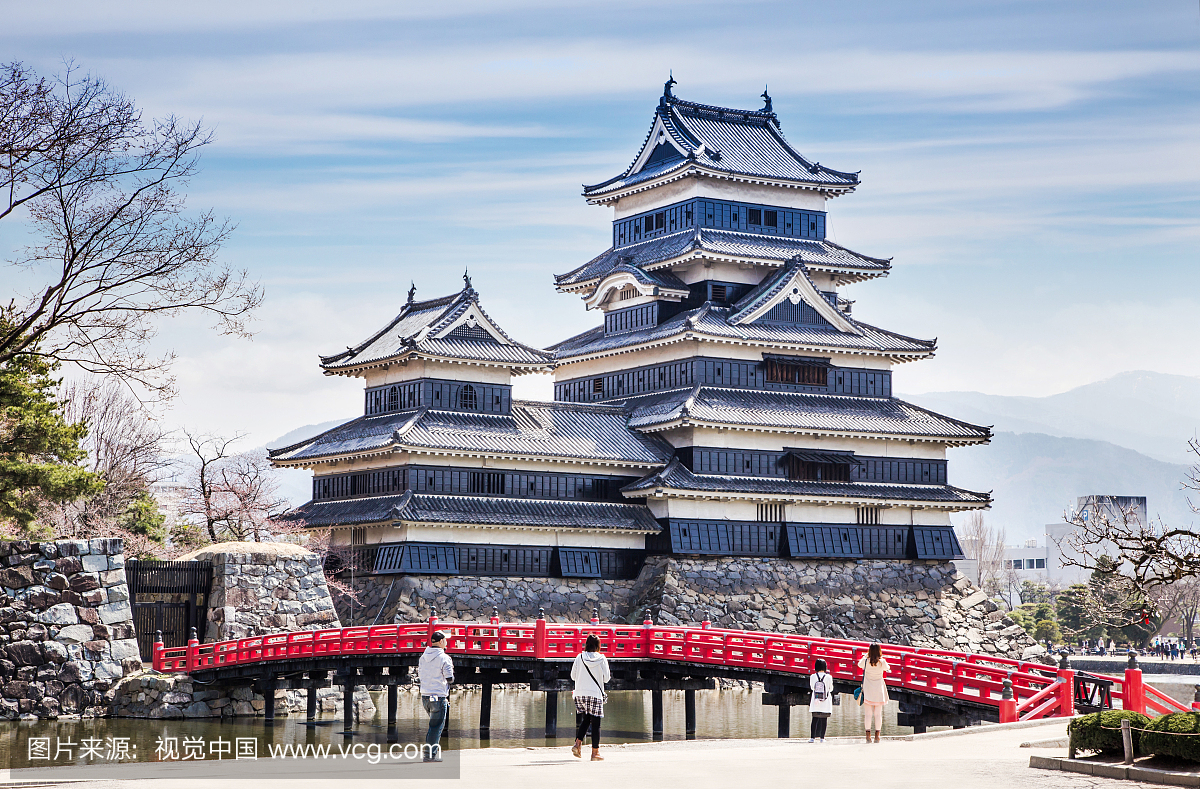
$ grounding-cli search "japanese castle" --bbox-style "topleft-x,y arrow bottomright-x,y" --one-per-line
271,80 -> 990,580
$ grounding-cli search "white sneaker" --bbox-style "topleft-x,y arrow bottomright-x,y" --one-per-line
808,738 -> 815,743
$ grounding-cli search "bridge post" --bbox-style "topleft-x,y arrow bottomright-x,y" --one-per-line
428,608 -> 438,644
387,684 -> 398,727
480,682 -> 493,739
1057,668 -> 1075,718
545,691 -> 558,738
776,702 -> 790,738
262,673 -> 277,722
1124,651 -> 1145,714
153,630 -> 164,672
590,609 -> 600,625
342,671 -> 356,734
490,607 -> 500,625
535,608 -> 547,659
999,676 -> 1017,723
651,690 -> 664,740
685,689 -> 697,739
186,627 -> 199,672
306,685 -> 317,721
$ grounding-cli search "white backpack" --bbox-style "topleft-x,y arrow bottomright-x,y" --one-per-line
813,672 -> 829,702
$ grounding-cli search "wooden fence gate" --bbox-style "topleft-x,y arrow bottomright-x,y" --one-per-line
126,560 -> 214,661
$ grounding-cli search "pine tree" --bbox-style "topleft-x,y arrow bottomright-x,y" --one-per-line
0,335 -> 102,533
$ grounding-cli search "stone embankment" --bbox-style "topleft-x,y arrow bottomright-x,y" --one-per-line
0,539 -> 139,719
111,672 -> 375,720
341,556 -> 1041,661
186,542 -> 341,642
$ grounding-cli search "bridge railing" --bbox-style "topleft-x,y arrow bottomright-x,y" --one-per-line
151,616 -> 1190,722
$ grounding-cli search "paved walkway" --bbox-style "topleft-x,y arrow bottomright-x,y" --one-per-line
74,720 -> 1155,789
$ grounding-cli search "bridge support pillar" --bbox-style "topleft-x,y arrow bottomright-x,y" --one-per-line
651,690 -> 664,740
342,674 -> 356,734
306,686 -> 317,722
777,703 -> 790,738
387,684 -> 398,727
480,683 -> 493,740
545,691 -> 558,738
262,674 -> 277,722
685,689 -> 696,740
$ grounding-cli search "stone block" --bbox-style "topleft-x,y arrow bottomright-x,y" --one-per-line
107,584 -> 129,603
81,554 -> 108,573
76,607 -> 99,625
0,566 -> 35,589
42,640 -> 68,663
110,639 -> 140,661
38,603 -> 79,626
108,554 -> 125,570
69,574 -> 100,593
93,661 -> 123,680
183,701 -> 211,718
7,641 -> 43,665
98,601 -> 132,625
148,704 -> 184,719
100,569 -> 125,587
54,556 -> 84,576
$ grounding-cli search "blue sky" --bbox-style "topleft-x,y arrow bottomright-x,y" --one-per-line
3,0 -> 1198,450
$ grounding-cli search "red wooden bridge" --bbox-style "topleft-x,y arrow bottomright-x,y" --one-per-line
153,612 -> 1191,737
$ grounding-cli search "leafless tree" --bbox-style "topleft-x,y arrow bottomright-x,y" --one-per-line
179,432 -> 289,543
957,512 -> 1007,592
0,61 -> 261,400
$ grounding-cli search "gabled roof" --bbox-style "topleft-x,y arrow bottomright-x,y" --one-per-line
582,263 -> 690,310
619,386 -> 992,446
728,257 -> 859,333
549,301 -> 935,363
554,229 -> 890,292
623,457 -> 991,509
268,401 -> 674,468
319,278 -> 553,375
277,491 -> 661,532
582,81 -> 859,203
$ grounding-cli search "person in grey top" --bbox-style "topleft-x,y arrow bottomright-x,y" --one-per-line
418,631 -> 454,761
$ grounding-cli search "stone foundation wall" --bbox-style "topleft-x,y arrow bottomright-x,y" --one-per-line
340,556 -> 1041,661
0,539 -> 139,719
188,543 -> 341,641
111,672 -> 375,719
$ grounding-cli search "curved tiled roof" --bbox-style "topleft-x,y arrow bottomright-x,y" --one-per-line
623,457 -> 990,508
320,284 -> 552,372
555,229 -> 889,290
268,401 -> 673,466
279,491 -> 660,532
621,386 -> 992,445
583,90 -> 858,200
549,303 -> 935,361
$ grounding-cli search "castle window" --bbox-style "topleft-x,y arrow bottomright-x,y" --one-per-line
592,378 -> 604,394
766,360 -> 826,386
764,210 -> 778,228
351,527 -> 366,546
388,387 -> 398,412
787,456 -> 850,482
710,284 -> 728,303
469,472 -> 505,495
748,208 -> 761,225
655,212 -> 665,230
757,503 -> 785,522
856,507 -> 881,525
644,216 -> 654,233
457,384 -> 478,410
618,285 -> 638,301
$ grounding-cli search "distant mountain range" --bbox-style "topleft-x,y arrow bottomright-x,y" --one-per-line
906,371 -> 1198,542
265,372 -> 1199,544
906,371 -> 1199,465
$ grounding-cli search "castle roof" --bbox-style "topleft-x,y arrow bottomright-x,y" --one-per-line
555,229 -> 890,292
268,400 -> 673,468
623,456 -> 990,509
278,490 -> 660,532
549,301 -> 935,362
619,386 -> 992,446
319,279 -> 553,375
582,81 -> 859,203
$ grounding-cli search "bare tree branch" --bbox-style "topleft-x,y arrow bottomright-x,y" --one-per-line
1,61 -> 262,401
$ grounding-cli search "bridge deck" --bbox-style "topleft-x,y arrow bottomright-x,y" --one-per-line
154,617 -> 1190,725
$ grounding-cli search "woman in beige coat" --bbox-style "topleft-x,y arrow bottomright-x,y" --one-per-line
857,643 -> 890,743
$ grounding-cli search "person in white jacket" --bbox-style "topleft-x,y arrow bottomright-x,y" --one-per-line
808,658 -> 834,742
418,631 -> 454,761
570,634 -> 611,761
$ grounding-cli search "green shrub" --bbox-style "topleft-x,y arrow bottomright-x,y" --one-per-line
1142,712 -> 1200,762
1068,711 -> 1151,755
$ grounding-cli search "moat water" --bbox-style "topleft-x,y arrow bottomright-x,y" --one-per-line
3,676 -> 1196,771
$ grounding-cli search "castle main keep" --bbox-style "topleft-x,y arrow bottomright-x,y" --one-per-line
270,82 -> 997,643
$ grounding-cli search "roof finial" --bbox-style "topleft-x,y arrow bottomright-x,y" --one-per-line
406,281 -> 416,304
462,268 -> 472,291
664,71 -> 676,100
761,85 -> 772,113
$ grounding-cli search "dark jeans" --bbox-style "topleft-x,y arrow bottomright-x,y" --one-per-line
811,714 -> 829,740
423,696 -> 449,753
575,713 -> 601,748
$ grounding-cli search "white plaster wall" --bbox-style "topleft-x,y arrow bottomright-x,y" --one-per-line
611,175 -> 828,218
362,359 -> 512,388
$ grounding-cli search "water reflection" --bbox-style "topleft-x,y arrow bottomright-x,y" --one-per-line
0,689 -> 910,768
